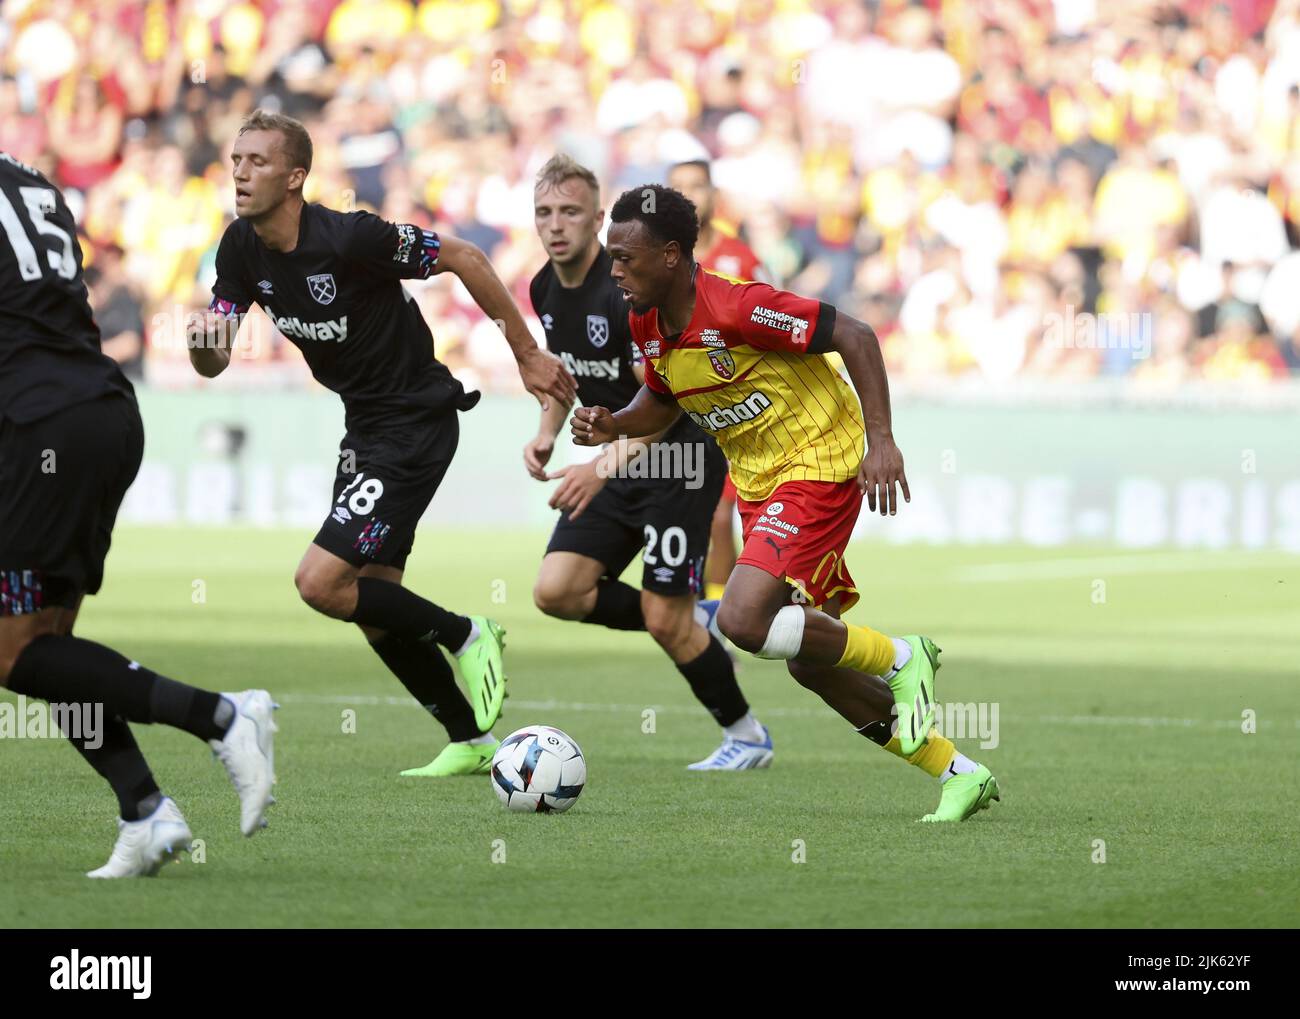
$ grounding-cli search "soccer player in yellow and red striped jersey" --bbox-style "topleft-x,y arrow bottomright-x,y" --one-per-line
667,159 -> 768,601
572,185 -> 1001,822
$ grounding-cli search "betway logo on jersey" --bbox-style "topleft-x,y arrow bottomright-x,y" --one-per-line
686,391 -> 772,431
560,350 -> 619,379
263,305 -> 348,343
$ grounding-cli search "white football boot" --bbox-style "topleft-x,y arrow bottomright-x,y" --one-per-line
687,726 -> 775,770
87,797 -> 192,879
209,689 -> 278,836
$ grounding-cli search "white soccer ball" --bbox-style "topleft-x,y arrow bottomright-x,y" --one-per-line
490,725 -> 586,813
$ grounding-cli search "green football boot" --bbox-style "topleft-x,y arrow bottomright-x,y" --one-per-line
400,741 -> 498,777
456,616 -> 508,732
920,765 -> 1001,822
890,635 -> 940,755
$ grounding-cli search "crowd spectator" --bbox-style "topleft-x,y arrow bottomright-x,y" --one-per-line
3,0 -> 1298,392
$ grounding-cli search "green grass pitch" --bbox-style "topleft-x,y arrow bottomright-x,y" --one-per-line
2,528 -> 1297,928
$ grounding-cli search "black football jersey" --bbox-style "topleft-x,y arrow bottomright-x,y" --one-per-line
528,247 -> 641,413
0,152 -> 132,423
211,204 -> 478,444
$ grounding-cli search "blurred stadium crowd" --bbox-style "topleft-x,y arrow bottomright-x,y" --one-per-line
3,0 -> 1300,394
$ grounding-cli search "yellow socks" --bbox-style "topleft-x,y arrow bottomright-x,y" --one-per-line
835,623 -> 896,676
704,582 -> 727,601
885,728 -> 956,778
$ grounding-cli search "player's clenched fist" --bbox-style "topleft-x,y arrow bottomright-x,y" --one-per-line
571,406 -> 617,446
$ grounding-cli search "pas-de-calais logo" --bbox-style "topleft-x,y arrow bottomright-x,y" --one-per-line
708,348 -> 735,379
307,273 -> 336,305
587,314 -> 609,348
766,502 -> 784,514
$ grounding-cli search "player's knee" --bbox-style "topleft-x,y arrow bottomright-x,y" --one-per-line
642,596 -> 692,650
715,601 -> 768,655
532,578 -> 585,620
711,500 -> 733,531
0,611 -> 63,685
294,565 -> 349,617
0,627 -> 43,686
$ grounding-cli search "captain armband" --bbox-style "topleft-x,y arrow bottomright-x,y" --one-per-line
209,296 -> 249,320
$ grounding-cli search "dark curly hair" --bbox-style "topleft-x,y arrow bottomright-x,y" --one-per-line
609,184 -> 699,256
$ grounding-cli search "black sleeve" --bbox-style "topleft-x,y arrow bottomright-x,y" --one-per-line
349,211 -> 440,280
528,268 -> 558,353
807,302 -> 837,354
211,224 -> 253,309
528,265 -> 549,312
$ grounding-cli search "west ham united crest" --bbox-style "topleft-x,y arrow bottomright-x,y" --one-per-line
708,348 -> 735,379
587,314 -> 609,348
307,273 -> 337,305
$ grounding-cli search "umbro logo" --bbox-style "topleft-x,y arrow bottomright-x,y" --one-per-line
257,280 -> 274,294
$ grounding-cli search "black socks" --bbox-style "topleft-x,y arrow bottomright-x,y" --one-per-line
348,576 -> 473,651
149,675 -> 231,742
368,634 -> 480,742
66,717 -> 162,822
583,579 -> 646,631
675,636 -> 748,727
7,634 -> 230,742
6,634 -> 234,822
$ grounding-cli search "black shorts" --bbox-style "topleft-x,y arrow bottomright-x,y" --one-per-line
545,437 -> 726,595
0,394 -> 144,614
312,412 -> 459,571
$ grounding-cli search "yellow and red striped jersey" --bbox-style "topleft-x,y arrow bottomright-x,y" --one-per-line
630,269 -> 864,502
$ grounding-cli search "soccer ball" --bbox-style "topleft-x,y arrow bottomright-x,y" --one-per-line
490,725 -> 586,813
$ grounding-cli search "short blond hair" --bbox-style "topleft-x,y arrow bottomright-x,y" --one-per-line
238,109 -> 313,174
535,153 -> 599,199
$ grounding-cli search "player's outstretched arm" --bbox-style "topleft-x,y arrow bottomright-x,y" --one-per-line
570,383 -> 680,447
434,234 -> 577,410
186,303 -> 244,378
829,313 -> 911,516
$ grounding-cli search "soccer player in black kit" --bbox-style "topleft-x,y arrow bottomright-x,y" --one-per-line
189,111 -> 576,777
527,155 -> 772,769
0,151 -> 277,877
